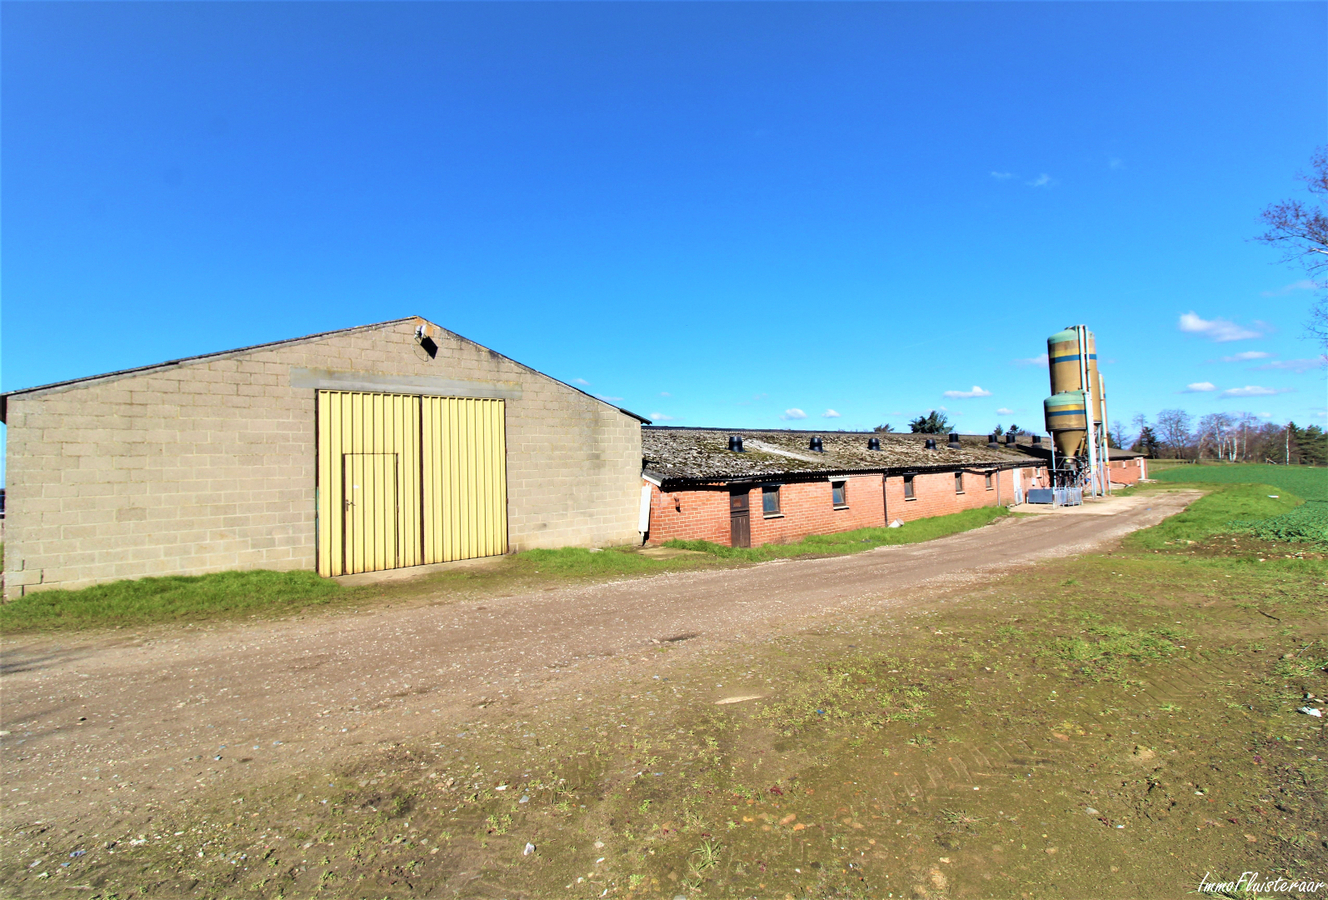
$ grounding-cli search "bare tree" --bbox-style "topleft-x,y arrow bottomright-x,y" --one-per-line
1109,419 -> 1128,450
1196,412 -> 1235,460
1155,408 -> 1194,459
1258,147 -> 1328,348
1130,413 -> 1148,449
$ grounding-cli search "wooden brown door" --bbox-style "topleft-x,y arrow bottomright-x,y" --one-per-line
729,489 -> 751,548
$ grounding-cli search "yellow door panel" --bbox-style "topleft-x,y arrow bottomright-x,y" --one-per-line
421,397 -> 508,564
316,390 -> 422,576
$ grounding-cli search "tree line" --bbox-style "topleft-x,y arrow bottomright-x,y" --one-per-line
1122,410 -> 1326,466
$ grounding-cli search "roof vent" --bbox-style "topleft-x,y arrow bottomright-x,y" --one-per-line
947,432 -> 961,450
728,435 -> 744,453
867,437 -> 881,451
925,438 -> 937,451
1032,435 -> 1042,445
1005,433 -> 1016,445
809,436 -> 824,453
988,434 -> 1000,449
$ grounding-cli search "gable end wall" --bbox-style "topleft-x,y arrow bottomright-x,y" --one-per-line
3,320 -> 641,597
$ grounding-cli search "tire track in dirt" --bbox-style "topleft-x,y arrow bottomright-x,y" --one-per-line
0,492 -> 1197,844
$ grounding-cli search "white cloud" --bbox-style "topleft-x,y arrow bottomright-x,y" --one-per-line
990,171 -> 1014,179
1256,358 -> 1327,374
1178,311 -> 1263,342
1220,351 -> 1273,362
1182,382 -> 1217,393
1261,279 -> 1319,297
1027,173 -> 1053,188
595,394 -> 623,402
572,377 -> 590,386
1257,411 -> 1272,419
1220,385 -> 1291,398
822,409 -> 841,418
996,408 -> 1015,415
1108,157 -> 1125,170
658,391 -> 672,398
943,385 -> 993,399
1013,353 -> 1049,368
649,412 -> 679,422
780,408 -> 807,420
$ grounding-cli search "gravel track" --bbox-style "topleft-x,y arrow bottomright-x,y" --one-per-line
0,491 -> 1194,836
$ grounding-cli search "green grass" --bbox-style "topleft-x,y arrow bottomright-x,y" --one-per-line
0,569 -> 344,633
662,505 -> 1009,560
504,545 -> 698,576
1153,462 -> 1327,501
1126,483 -> 1304,550
0,507 -> 1010,634
1148,464 -> 1328,548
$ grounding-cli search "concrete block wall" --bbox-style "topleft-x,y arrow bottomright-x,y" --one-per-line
3,318 -> 642,597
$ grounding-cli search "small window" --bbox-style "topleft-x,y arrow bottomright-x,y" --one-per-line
903,474 -> 916,499
762,485 -> 781,516
954,472 -> 964,494
985,472 -> 994,490
832,480 -> 848,508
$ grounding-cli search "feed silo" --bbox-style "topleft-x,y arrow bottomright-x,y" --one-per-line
1042,325 -> 1110,497
1047,328 -> 1102,424
1043,391 -> 1088,457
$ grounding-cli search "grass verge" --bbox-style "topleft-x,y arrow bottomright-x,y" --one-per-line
1,506 -> 1011,634
1124,482 -> 1305,551
0,569 -> 344,634
662,505 -> 1009,560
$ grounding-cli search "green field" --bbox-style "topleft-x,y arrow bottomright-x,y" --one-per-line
1152,463 -> 1328,546
1153,462 -> 1327,500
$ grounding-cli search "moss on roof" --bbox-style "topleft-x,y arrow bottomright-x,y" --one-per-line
642,428 -> 1037,483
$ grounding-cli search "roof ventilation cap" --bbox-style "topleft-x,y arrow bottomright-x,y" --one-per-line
867,437 -> 881,451
947,432 -> 962,450
1005,433 -> 1016,445
809,436 -> 824,453
728,435 -> 744,453
988,434 -> 1000,449
1032,435 -> 1042,445
925,438 -> 937,451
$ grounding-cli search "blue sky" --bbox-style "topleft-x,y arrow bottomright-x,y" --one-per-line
4,2 -> 1326,476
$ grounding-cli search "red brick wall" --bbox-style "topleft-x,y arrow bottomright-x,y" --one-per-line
1108,458 -> 1145,485
646,465 -> 1045,547
752,476 -> 886,545
885,467 -> 1023,523
644,483 -> 731,545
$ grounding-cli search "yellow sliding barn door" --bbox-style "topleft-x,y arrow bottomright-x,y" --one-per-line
422,397 -> 508,563
317,391 -> 422,576
317,391 -> 507,576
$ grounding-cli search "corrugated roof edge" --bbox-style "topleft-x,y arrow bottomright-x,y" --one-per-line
0,316 -> 650,425
644,425 -> 1047,439
643,458 -> 1044,491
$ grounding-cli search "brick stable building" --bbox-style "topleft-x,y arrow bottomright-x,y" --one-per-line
640,427 -> 1048,548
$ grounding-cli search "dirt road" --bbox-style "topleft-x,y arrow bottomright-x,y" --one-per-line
0,492 -> 1192,838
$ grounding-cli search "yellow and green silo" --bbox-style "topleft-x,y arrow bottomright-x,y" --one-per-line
1047,328 -> 1102,424
1043,390 -> 1089,457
